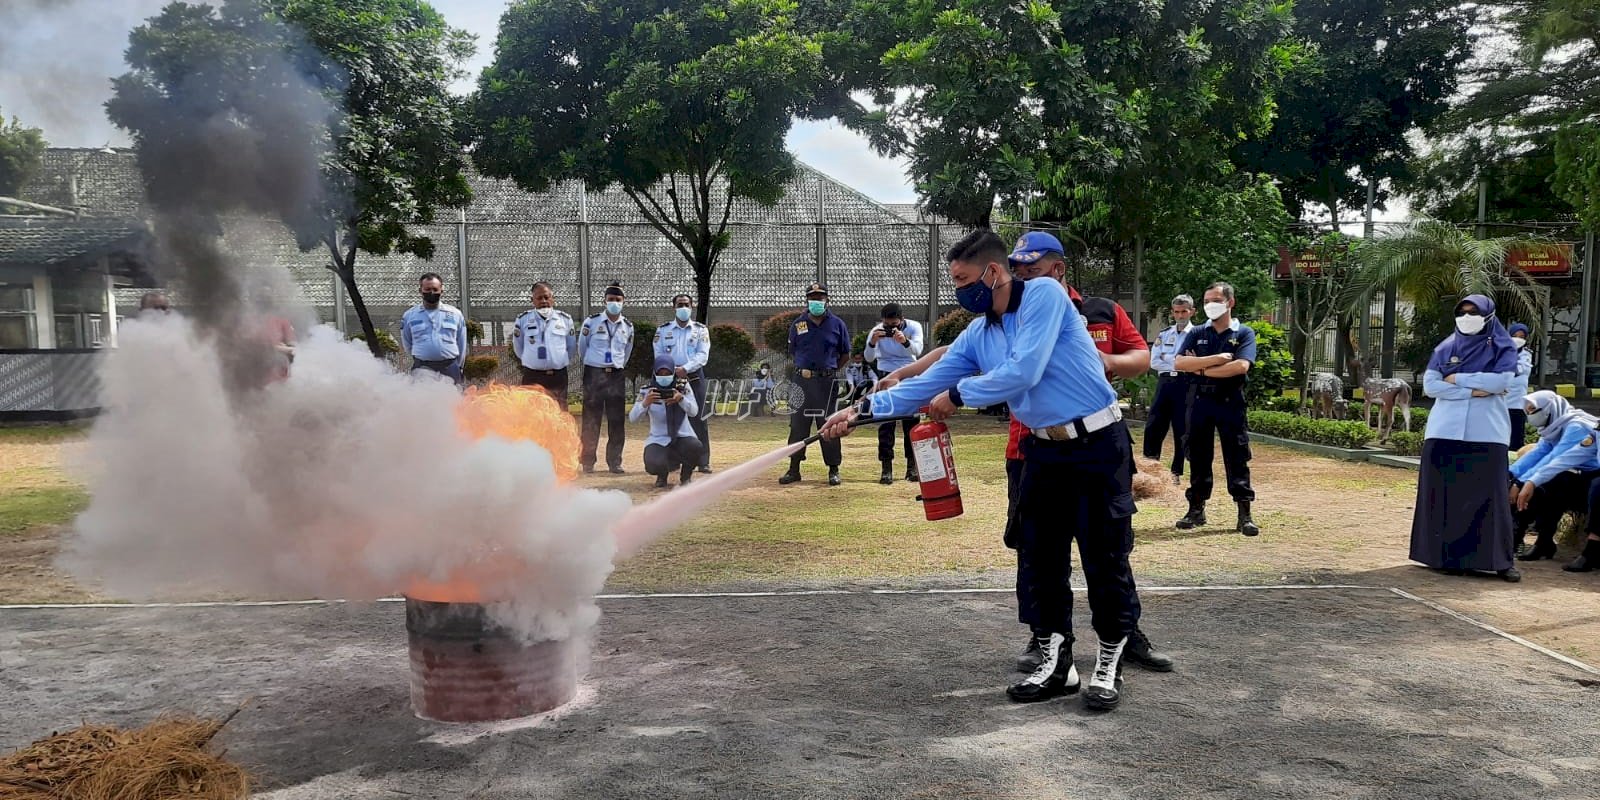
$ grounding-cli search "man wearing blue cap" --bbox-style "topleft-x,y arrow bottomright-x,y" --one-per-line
782,282 -> 852,486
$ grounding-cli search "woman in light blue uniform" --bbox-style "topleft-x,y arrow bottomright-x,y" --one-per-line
1510,390 -> 1600,561
1409,294 -> 1522,581
1505,322 -> 1534,451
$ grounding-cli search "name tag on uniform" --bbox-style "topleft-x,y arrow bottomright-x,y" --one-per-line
604,351 -> 613,364
538,346 -> 548,360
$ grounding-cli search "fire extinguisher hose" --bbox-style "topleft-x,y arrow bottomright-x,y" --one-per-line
801,414 -> 921,446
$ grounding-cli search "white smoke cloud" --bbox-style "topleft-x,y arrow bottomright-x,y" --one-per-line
65,315 -> 631,643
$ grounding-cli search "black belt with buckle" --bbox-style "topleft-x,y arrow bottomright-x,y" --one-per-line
586,365 -> 618,373
797,368 -> 836,379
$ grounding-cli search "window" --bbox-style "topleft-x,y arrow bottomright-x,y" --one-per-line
0,282 -> 37,349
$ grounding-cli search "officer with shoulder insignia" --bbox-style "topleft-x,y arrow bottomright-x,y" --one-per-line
1144,295 -> 1196,484
1508,390 -> 1600,563
1174,281 -> 1260,536
654,293 -> 713,473
513,281 -> 577,408
577,283 -> 634,474
781,282 -> 852,486
400,272 -> 467,385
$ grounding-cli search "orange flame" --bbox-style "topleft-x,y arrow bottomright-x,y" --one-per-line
407,384 -> 583,603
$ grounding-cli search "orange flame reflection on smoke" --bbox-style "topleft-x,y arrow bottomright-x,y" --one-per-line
406,383 -> 583,603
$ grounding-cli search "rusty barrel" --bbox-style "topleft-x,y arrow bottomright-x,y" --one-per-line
404,597 -> 578,723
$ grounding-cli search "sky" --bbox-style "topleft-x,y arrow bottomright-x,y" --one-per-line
0,0 -> 918,204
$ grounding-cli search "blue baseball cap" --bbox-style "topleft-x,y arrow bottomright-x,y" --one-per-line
1009,232 -> 1065,265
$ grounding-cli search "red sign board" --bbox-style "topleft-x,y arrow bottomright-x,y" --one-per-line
1505,244 -> 1574,278
1273,246 -> 1345,280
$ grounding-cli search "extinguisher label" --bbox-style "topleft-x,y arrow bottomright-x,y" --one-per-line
912,438 -> 947,482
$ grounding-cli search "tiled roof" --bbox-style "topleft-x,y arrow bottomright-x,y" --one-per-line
0,218 -> 151,269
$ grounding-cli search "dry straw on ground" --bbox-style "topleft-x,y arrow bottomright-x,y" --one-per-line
1131,457 -> 1180,502
0,713 -> 248,800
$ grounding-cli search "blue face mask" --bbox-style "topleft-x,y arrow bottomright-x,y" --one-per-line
955,265 -> 995,314
675,307 -> 691,322
808,300 -> 827,316
606,301 -> 623,316
655,374 -> 675,388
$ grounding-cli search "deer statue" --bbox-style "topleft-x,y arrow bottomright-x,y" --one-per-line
1349,356 -> 1412,441
1306,372 -> 1343,420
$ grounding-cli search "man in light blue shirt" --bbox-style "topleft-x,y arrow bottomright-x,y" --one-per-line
654,294 -> 713,473
513,282 -> 578,408
1143,294 -> 1196,482
1505,322 -> 1534,451
631,353 -> 704,489
863,302 -> 926,484
576,283 -> 634,474
822,229 -> 1141,713
399,272 -> 467,385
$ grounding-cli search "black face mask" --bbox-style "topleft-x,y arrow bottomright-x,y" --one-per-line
421,292 -> 442,304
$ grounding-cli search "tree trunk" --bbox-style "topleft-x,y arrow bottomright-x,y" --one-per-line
327,232 -> 384,359
693,246 -> 716,325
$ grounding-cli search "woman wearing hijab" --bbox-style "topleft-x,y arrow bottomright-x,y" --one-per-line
1509,390 -> 1600,561
1410,294 -> 1523,581
1505,322 -> 1535,450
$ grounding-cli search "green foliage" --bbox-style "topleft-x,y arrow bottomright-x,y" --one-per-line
1117,373 -> 1156,413
108,0 -> 474,357
471,0 -> 827,318
932,309 -> 975,347
762,310 -> 801,353
1234,0 -> 1477,218
705,323 -> 757,379
851,329 -> 869,356
0,110 -> 46,198
465,319 -> 484,344
1262,396 -> 1301,414
1143,176 -> 1285,320
463,355 -> 499,381
1553,126 -> 1600,231
1386,431 -> 1424,457
1245,321 -> 1294,410
349,328 -> 399,354
626,321 -> 658,381
1248,410 -> 1374,449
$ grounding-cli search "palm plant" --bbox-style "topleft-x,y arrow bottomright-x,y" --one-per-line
1341,219 -> 1552,370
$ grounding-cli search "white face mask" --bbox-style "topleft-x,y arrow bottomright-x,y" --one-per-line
1203,302 -> 1228,321
536,306 -> 553,319
1455,313 -> 1485,335
1527,407 -> 1551,428
1511,337 -> 1526,350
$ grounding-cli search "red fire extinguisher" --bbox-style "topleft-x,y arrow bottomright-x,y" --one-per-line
909,408 -> 964,521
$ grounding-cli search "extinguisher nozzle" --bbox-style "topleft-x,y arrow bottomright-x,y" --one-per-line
803,414 -> 921,446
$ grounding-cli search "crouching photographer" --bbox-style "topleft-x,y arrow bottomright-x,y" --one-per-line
631,354 -> 705,489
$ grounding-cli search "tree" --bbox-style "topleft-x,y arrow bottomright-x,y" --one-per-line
1405,132 -> 1577,224
470,0 -> 827,323
0,110 -> 46,199
1142,176 -> 1288,320
1280,233 -> 1357,401
107,0 -> 473,358
1235,0 -> 1477,220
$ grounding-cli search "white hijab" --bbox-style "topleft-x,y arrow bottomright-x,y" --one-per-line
1524,390 -> 1599,443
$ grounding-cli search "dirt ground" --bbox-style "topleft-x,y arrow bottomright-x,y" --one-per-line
2,590 -> 1597,799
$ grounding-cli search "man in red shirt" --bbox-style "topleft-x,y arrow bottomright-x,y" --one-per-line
877,232 -> 1174,677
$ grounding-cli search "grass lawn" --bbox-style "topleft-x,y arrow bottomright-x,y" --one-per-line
0,426 -> 89,534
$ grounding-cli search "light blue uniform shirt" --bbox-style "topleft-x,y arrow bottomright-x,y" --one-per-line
863,319 -> 925,374
869,279 -> 1116,428
1511,421 -> 1600,486
654,320 -> 711,374
577,313 -> 634,368
629,387 -> 699,446
399,302 -> 466,366
513,309 -> 578,369
1504,348 -> 1534,410
1148,322 -> 1194,374
1423,368 -> 1515,445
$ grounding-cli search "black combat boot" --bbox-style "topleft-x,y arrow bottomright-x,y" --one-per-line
1083,637 -> 1127,711
1237,502 -> 1260,537
678,464 -> 695,487
1175,503 -> 1206,530
828,467 -> 842,486
1122,628 -> 1174,672
905,466 -> 919,483
654,473 -> 669,489
779,459 -> 802,485
1518,531 -> 1557,561
1006,632 -> 1079,702
880,461 -> 894,485
1564,539 -> 1600,573
1015,627 -> 1049,672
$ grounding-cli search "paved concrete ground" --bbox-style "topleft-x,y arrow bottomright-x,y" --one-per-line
3,588 -> 1599,799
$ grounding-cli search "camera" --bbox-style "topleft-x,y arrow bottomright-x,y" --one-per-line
652,383 -> 678,399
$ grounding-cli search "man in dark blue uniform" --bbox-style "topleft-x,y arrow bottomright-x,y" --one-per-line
1174,281 -> 1260,536
822,230 -> 1143,712
781,282 -> 852,486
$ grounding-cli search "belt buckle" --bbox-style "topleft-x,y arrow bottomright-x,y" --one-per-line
801,369 -> 814,379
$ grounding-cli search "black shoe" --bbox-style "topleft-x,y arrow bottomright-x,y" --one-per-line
1083,637 -> 1126,711
880,463 -> 894,485
698,466 -> 713,475
583,464 -> 595,474
1123,628 -> 1174,672
1236,502 -> 1260,537
1015,632 -> 1045,673
1518,536 -> 1557,561
654,474 -> 668,488
1564,541 -> 1600,572
609,466 -> 626,475
1170,472 -> 1182,486
1176,505 -> 1206,530
905,467 -> 919,483
778,469 -> 802,485
828,468 -> 841,486
1499,567 -> 1522,582
679,469 -> 694,487
1006,633 -> 1079,702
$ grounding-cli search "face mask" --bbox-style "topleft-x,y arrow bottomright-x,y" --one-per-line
655,375 -> 675,388
1203,302 -> 1228,321
760,368 -> 769,375
955,266 -> 995,313
1528,407 -> 1551,428
1455,313 -> 1485,335
807,300 -> 827,316
1511,336 -> 1526,350
536,306 -> 553,319
421,291 -> 441,305
675,307 -> 691,322
606,301 -> 623,316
